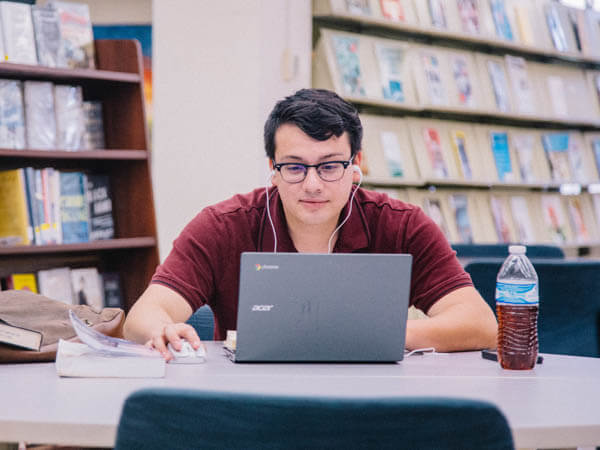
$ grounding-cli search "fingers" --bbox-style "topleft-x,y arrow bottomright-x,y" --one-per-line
148,323 -> 201,360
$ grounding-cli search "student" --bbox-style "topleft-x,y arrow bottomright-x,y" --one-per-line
123,88 -> 497,359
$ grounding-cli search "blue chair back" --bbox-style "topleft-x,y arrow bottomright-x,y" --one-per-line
115,388 -> 514,450
465,259 -> 600,357
453,244 -> 564,259
185,304 -> 214,340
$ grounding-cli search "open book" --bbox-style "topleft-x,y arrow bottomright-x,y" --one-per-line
55,310 -> 165,378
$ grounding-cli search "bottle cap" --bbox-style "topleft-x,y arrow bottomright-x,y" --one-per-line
508,245 -> 526,255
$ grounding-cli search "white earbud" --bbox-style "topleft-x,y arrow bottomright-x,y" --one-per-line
352,165 -> 362,174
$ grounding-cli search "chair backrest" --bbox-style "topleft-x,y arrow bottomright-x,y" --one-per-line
465,259 -> 600,357
185,304 -> 214,340
115,388 -> 514,450
452,244 -> 565,259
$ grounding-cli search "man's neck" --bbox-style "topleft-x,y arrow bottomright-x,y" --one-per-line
286,216 -> 340,254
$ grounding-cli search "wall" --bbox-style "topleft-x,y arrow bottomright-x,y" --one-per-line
152,1 -> 312,260
73,0 -> 152,24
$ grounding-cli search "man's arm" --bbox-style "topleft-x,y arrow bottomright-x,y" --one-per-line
405,286 -> 497,352
123,283 -> 200,360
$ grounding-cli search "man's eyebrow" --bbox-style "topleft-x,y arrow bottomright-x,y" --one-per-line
279,153 -> 347,162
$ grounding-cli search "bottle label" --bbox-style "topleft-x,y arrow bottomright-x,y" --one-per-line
495,281 -> 538,305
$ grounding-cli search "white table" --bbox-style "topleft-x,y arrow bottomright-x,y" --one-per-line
1,342 -> 600,449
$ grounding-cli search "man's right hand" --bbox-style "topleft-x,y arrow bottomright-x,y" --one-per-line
145,322 -> 202,361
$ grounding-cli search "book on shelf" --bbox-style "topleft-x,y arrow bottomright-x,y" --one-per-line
427,0 -> 447,28
86,173 -> 114,240
31,3 -> 64,68
24,81 -> 57,150
489,0 -> 513,41
545,2 -> 569,52
505,56 -> 535,115
379,0 -> 405,22
509,195 -> 536,244
38,267 -> 74,305
489,195 -> 512,243
373,42 -> 408,103
423,127 -> 449,178
43,168 -> 62,244
54,85 -> 85,151
565,196 -> 590,243
547,75 -> 568,118
82,101 -> 105,150
542,132 -> 572,182
101,272 -> 123,308
344,0 -> 371,16
54,1 -> 95,69
0,80 -> 26,150
449,130 -> 473,180
5,273 -> 38,293
566,8 -> 583,52
33,168 -> 52,245
70,267 -> 103,312
486,59 -> 510,113
512,133 -> 537,183
380,131 -> 405,177
449,53 -> 475,108
490,131 -> 516,182
449,194 -> 474,243
423,197 -> 451,241
60,171 -> 89,244
55,311 -> 165,378
420,50 -> 447,106
514,4 -> 535,46
456,0 -> 480,35
566,133 -> 588,183
0,169 -> 31,247
0,1 -> 37,65
0,319 -> 42,351
331,34 -> 365,97
541,194 -> 569,243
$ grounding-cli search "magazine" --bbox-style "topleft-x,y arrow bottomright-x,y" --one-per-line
512,134 -> 536,183
345,0 -> 371,16
457,0 -> 479,34
450,130 -> 473,180
505,56 -> 535,115
450,194 -> 474,243
490,0 -> 514,40
374,43 -> 405,102
566,197 -> 590,243
450,54 -> 474,107
490,132 -> 515,182
490,196 -> 512,243
567,135 -> 586,182
546,3 -> 568,52
547,76 -> 568,118
424,198 -> 450,240
541,195 -> 568,243
380,131 -> 405,177
591,138 -> 600,179
427,0 -> 447,28
331,35 -> 365,96
421,51 -> 446,105
487,60 -> 510,112
542,133 -> 572,181
423,127 -> 448,178
380,0 -> 405,22
509,196 -> 536,243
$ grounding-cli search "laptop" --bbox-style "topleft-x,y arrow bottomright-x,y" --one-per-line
233,252 -> 412,363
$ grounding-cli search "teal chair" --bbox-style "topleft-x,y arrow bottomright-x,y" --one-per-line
452,244 -> 564,259
114,388 -> 514,450
185,305 -> 214,340
465,259 -> 600,357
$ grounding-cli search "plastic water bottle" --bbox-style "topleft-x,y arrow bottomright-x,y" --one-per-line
495,245 -> 539,370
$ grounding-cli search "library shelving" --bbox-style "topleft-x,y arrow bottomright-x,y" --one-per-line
0,39 -> 159,310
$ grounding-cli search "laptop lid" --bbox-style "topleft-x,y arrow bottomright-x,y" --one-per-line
235,252 -> 412,362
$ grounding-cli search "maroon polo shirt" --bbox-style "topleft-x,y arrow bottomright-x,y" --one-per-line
151,187 -> 472,340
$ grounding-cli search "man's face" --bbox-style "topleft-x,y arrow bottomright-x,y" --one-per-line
271,123 -> 360,230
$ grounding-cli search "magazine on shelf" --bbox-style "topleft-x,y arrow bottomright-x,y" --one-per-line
450,54 -> 474,108
490,132 -> 515,182
427,0 -> 447,28
421,50 -> 446,105
380,0 -> 405,22
423,127 -> 448,178
0,169 -> 31,247
456,0 -> 480,34
547,76 -> 568,118
374,43 -> 406,103
541,195 -> 569,243
449,194 -> 474,243
31,3 -> 64,68
331,35 -> 365,97
450,130 -> 473,180
82,101 -> 105,150
566,196 -> 590,243
345,0 -> 371,16
490,0 -> 513,40
505,56 -> 535,115
546,3 -> 568,52
487,60 -> 510,112
0,80 -> 26,150
542,133 -> 572,181
0,1 -> 37,65
509,196 -> 536,243
512,133 -> 536,183
514,5 -> 535,46
591,138 -> 600,179
60,171 -> 89,244
567,135 -> 586,182
86,173 -> 114,241
37,267 -> 73,305
24,81 -> 57,150
380,131 -> 405,177
70,267 -> 103,312
490,196 -> 512,243
54,85 -> 85,150
592,194 -> 600,232
54,1 -> 95,69
567,8 -> 583,52
424,197 -> 451,240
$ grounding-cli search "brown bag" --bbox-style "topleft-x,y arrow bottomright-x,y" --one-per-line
0,290 -> 125,363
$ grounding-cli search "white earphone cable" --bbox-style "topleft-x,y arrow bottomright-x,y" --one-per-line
265,170 -> 278,253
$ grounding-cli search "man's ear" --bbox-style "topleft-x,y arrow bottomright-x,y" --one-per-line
352,151 -> 363,183
268,160 -> 278,186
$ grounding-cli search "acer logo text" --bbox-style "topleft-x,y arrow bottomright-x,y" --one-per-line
252,305 -> 274,312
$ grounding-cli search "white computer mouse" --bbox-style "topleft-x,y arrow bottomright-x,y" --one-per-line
167,339 -> 206,364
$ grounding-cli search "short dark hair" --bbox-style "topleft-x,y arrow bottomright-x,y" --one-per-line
264,88 -> 362,161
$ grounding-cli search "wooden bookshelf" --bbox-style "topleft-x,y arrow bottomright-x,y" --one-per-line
0,39 -> 159,310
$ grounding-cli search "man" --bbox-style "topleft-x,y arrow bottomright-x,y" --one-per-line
123,89 -> 497,359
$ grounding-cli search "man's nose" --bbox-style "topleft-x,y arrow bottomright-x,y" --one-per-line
302,166 -> 323,190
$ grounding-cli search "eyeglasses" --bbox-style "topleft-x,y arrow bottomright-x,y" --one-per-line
273,160 -> 352,183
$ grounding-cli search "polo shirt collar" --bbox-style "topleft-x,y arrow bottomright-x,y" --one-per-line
259,187 -> 370,253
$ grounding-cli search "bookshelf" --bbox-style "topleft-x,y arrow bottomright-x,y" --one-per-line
312,0 -> 600,255
0,39 -> 159,310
